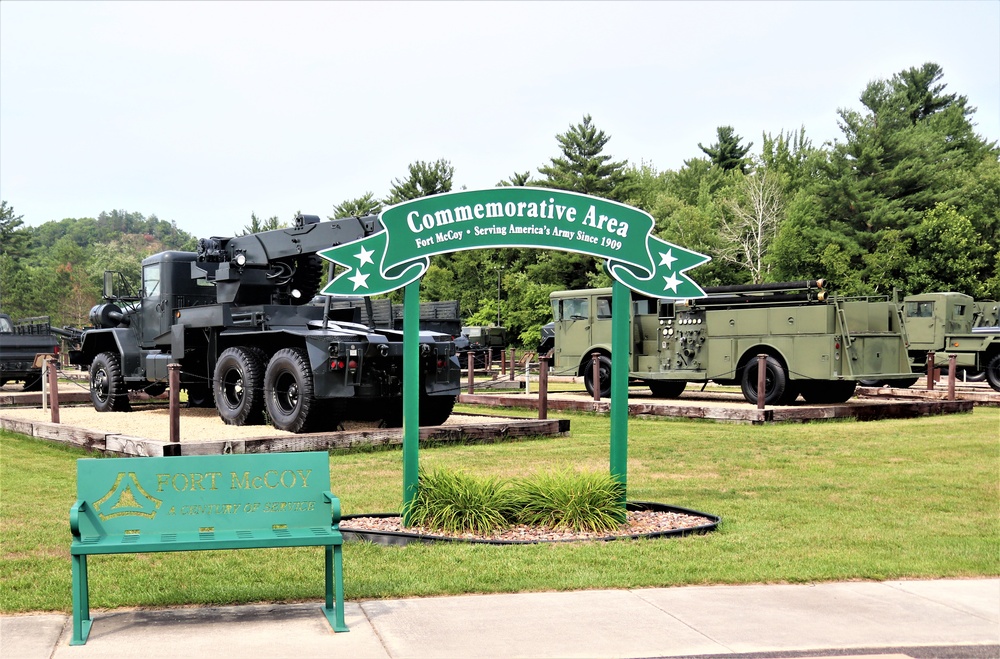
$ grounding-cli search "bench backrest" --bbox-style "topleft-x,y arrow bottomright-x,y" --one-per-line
75,452 -> 333,538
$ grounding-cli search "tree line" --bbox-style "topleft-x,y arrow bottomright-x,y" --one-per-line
1,62 -> 997,349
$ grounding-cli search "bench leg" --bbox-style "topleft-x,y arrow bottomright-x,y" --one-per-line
322,544 -> 348,632
70,554 -> 93,645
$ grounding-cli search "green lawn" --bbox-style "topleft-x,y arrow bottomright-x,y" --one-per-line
1,405 -> 997,613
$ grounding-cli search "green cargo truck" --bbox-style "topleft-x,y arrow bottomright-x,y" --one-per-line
549,280 -> 916,405
898,292 -> 1000,390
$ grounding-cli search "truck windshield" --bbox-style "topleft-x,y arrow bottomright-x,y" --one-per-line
596,297 -> 612,319
905,301 -> 934,318
143,264 -> 161,298
555,298 -> 589,321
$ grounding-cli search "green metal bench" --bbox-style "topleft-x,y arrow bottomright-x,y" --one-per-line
69,451 -> 347,645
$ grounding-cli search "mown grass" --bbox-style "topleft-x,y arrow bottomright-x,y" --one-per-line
1,404 -> 997,613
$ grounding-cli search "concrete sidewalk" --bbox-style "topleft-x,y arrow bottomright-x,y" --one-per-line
2,579 -> 997,659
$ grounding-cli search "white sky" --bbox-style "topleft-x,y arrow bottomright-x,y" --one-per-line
2,1 -> 998,239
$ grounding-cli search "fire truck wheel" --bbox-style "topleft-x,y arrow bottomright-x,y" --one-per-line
583,355 -> 612,398
985,353 -> 1000,392
648,381 -> 687,398
740,355 -> 788,406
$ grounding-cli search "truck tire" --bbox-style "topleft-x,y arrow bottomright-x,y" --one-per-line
583,355 -> 612,399
799,380 -> 857,404
740,355 -> 788,406
22,373 -> 44,392
143,383 -> 167,397
889,377 -> 919,389
264,348 -> 317,433
648,381 -> 687,398
214,347 -> 266,426
186,383 -> 215,408
420,393 -> 456,426
986,353 -> 1000,393
90,351 -> 131,412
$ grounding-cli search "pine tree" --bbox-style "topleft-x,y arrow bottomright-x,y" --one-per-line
698,126 -> 753,173
536,115 -> 630,201
385,160 -> 454,205
332,193 -> 382,218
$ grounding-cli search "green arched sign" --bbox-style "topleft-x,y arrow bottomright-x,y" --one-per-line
319,188 -> 709,522
320,188 -> 707,299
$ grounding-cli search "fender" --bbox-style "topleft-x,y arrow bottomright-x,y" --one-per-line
79,328 -> 144,381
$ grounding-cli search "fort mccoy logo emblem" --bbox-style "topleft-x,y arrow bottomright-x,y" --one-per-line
93,472 -> 163,521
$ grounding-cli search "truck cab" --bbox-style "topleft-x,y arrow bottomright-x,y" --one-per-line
903,291 -> 974,352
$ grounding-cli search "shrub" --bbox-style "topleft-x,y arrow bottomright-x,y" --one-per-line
403,468 -> 627,534
511,470 -> 626,532
402,469 -> 516,534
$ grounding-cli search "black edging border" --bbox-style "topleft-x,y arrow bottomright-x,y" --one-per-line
340,501 -> 720,546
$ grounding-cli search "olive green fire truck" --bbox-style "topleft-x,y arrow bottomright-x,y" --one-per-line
548,280 -> 916,405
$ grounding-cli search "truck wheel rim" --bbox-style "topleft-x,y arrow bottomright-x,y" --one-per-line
93,369 -> 109,402
273,372 -> 299,413
221,368 -> 245,409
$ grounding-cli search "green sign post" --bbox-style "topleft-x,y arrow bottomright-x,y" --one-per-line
320,188 -> 708,521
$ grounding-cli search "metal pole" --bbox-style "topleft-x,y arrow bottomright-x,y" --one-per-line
497,268 -> 502,327
47,357 -> 60,424
41,360 -> 48,411
757,354 -> 767,410
947,354 -> 957,401
402,281 -> 420,526
509,348 -> 516,382
169,363 -> 181,445
610,280 -> 630,510
467,352 -> 475,394
926,352 -> 936,391
592,352 -> 601,402
538,355 -> 548,420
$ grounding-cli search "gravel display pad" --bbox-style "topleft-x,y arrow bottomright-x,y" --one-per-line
341,502 -> 720,545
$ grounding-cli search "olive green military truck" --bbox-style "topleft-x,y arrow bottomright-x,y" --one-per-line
897,292 -> 1000,390
548,280 -> 916,405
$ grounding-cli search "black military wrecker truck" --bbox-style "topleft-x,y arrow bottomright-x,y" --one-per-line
72,214 -> 461,432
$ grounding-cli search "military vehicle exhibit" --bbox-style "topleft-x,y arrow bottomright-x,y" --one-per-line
0,314 -> 61,390
896,292 -> 1000,390
548,280 -> 917,405
71,214 -> 462,432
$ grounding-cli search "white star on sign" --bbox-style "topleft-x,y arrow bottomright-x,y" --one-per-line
348,270 -> 370,290
355,245 -> 375,267
658,249 -> 677,270
663,272 -> 682,293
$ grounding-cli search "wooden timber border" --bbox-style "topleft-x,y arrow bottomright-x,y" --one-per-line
458,391 -> 974,424
857,385 -> 1000,407
0,414 -> 570,458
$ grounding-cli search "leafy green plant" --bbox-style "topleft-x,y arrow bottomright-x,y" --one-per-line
403,469 -> 515,534
511,470 -> 626,532
402,467 -> 627,534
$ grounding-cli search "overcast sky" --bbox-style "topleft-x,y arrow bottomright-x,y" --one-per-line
2,1 -> 998,239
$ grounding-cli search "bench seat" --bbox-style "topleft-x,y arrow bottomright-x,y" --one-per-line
70,452 -> 347,646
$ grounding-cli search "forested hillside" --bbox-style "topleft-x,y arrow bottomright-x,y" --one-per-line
1,63 -> 997,348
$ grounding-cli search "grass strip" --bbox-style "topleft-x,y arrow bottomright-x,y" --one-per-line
1,405 -> 997,612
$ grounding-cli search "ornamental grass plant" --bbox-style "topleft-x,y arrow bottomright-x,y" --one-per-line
402,469 -> 515,534
510,470 -> 625,532
403,468 -> 628,534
